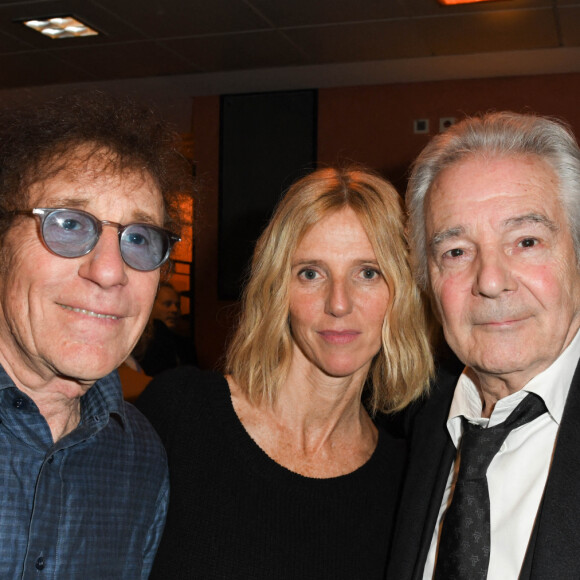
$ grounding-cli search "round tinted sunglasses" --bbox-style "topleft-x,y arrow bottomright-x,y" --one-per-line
14,208 -> 181,272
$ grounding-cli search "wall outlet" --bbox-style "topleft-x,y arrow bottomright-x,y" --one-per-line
439,117 -> 456,132
413,119 -> 429,134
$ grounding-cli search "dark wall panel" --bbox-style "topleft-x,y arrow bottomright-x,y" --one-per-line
218,89 -> 317,300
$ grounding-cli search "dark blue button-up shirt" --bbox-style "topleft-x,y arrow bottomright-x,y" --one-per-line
0,365 -> 169,579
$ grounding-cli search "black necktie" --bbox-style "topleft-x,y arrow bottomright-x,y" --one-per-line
434,392 -> 547,580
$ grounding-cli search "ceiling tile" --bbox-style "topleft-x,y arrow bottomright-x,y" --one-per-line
284,20 -> 431,63
52,41 -> 200,81
0,0 -> 571,90
0,28 -> 34,52
94,0 -> 270,36
416,8 -> 559,55
402,0 -> 554,18
247,0 -> 408,26
163,31 -> 306,72
0,50 -> 95,87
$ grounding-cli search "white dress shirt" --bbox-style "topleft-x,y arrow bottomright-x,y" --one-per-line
423,329 -> 580,579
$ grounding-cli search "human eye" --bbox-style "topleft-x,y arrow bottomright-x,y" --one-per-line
298,268 -> 320,281
443,248 -> 464,259
60,217 -> 83,231
518,237 -> 539,249
125,230 -> 147,246
121,225 -> 164,267
50,210 -> 94,238
435,243 -> 472,270
359,267 -> 381,280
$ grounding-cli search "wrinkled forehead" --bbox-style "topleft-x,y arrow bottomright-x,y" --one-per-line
423,153 -> 570,253
426,152 -> 561,210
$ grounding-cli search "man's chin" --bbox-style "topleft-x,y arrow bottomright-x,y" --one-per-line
51,354 -> 122,387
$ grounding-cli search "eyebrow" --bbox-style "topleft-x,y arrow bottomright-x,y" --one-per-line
291,259 -> 323,268
429,212 -> 559,252
503,212 -> 559,232
429,226 -> 464,252
40,197 -> 159,225
43,196 -> 86,209
291,258 -> 380,267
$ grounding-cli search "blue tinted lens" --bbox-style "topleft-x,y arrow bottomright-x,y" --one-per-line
42,209 -> 98,257
120,224 -> 168,271
37,208 -> 174,271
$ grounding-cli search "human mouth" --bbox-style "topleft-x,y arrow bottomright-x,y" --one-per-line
475,316 -> 527,328
59,304 -> 120,320
318,330 -> 360,344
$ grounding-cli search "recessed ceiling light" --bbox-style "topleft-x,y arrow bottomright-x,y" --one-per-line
23,16 -> 99,39
438,0 -> 499,4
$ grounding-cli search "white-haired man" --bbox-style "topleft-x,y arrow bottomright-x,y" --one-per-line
388,112 -> 580,579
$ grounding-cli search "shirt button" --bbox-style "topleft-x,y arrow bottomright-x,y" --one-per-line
47,455 -> 55,464
35,556 -> 45,570
13,398 -> 25,409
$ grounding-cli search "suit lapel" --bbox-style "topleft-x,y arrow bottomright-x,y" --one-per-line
390,355 -> 580,580
412,439 -> 456,580
522,357 -> 580,579
387,364 -> 459,580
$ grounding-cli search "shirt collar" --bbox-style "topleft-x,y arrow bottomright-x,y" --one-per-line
0,366 -> 14,391
0,364 -> 127,427
81,370 -> 127,428
447,327 -> 580,443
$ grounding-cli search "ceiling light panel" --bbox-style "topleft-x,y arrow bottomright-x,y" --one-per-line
23,16 -> 99,39
438,0 -> 500,4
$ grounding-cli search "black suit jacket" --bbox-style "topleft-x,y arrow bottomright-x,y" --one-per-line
386,357 -> 580,580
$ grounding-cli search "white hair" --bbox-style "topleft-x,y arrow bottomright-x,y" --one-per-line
407,111 -> 580,290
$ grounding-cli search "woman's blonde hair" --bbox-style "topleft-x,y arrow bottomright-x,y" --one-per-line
226,165 -> 433,413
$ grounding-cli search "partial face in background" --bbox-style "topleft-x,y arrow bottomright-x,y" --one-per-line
0,151 -> 164,386
288,207 -> 390,381
426,153 -> 580,388
151,285 -> 180,328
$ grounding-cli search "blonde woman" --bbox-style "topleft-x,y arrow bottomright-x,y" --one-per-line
137,166 -> 433,579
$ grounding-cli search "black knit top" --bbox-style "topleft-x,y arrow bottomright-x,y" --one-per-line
136,366 -> 406,580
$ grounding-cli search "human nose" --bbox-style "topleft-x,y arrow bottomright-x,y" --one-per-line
472,248 -> 515,298
77,228 -> 129,288
325,278 -> 353,317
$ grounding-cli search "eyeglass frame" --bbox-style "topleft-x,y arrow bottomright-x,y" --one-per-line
12,207 -> 181,271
